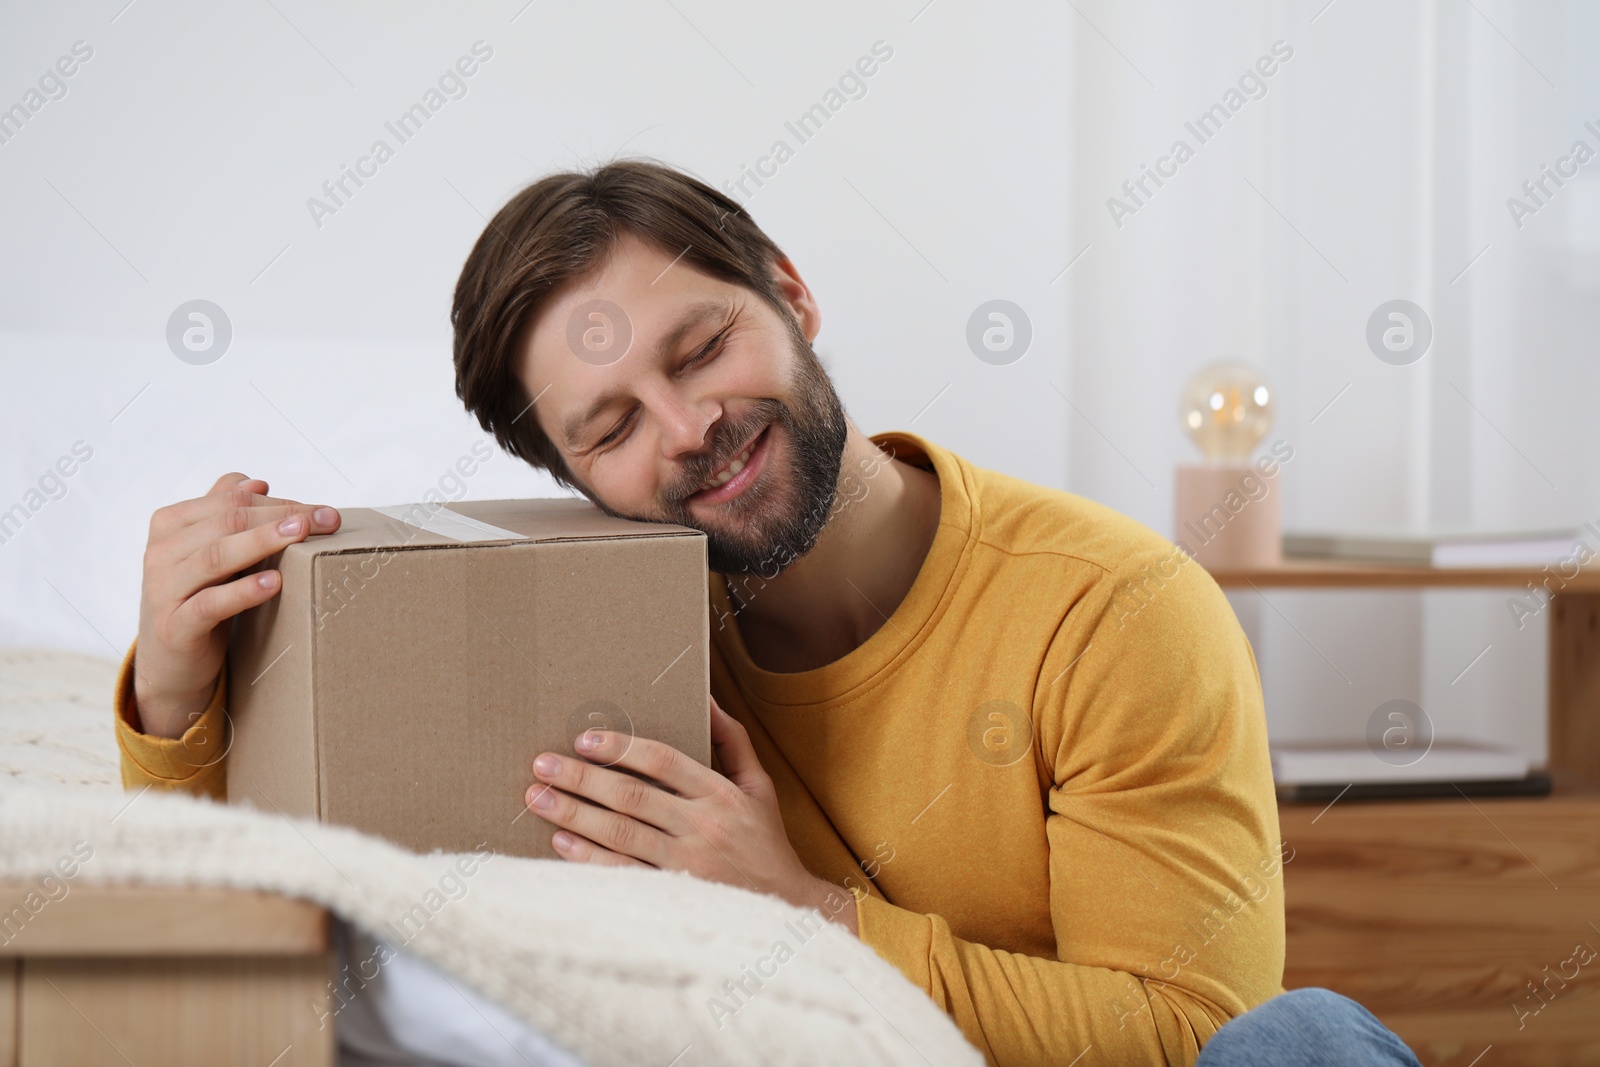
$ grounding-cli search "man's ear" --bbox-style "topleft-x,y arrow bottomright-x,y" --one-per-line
769,255 -> 821,344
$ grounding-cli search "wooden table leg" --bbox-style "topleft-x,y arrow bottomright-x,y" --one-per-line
1,960 -> 16,1067
1549,593 -> 1600,784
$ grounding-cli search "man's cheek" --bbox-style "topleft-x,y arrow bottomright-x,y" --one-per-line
715,342 -> 792,411
580,459 -> 656,519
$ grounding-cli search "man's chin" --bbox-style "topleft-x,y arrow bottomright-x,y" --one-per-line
702,499 -> 834,577
698,517 -> 803,577
693,494 -> 812,577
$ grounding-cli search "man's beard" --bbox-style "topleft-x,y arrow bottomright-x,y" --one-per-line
586,314 -> 848,576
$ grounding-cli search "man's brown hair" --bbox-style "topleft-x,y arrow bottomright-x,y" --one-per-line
451,157 -> 791,489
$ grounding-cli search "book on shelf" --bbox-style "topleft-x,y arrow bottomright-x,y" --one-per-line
1274,772 -> 1552,802
1282,525 -> 1598,568
1271,740 -> 1549,801
1271,739 -> 1527,783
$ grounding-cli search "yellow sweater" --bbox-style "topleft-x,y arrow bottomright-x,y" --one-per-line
115,430 -> 1285,1066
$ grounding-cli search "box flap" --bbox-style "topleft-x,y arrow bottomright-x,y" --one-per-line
288,497 -> 700,559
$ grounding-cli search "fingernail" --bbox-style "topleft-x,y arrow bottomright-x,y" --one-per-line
530,786 -> 554,810
313,507 -> 338,529
533,754 -> 559,777
552,831 -> 572,850
278,515 -> 306,536
578,730 -> 602,751
257,571 -> 278,589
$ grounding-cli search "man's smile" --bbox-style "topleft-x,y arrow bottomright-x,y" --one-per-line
688,423 -> 772,506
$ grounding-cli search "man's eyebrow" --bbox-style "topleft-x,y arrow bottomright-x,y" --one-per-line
559,298 -> 731,448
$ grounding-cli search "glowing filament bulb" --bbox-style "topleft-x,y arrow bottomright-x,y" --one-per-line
1180,361 -> 1274,464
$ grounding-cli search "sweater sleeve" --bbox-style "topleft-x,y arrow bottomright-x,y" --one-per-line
113,638 -> 229,800
846,548 -> 1287,1066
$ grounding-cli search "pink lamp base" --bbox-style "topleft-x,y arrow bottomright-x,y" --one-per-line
1172,464 -> 1282,570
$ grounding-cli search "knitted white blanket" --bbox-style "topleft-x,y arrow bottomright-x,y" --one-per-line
0,649 -> 982,1067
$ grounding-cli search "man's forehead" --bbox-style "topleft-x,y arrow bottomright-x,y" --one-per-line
525,236 -> 720,371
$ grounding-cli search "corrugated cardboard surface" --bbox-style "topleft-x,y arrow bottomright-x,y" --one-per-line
227,499 -> 709,859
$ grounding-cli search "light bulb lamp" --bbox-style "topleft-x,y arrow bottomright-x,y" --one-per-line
1173,360 -> 1282,570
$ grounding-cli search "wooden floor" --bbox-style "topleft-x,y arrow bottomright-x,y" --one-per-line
1280,781 -> 1600,1066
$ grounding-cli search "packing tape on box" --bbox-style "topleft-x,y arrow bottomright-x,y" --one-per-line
371,504 -> 529,543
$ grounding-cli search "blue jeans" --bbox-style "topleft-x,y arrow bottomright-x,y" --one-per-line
1195,988 -> 1423,1067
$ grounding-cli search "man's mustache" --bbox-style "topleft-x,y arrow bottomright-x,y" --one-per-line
664,401 -> 783,505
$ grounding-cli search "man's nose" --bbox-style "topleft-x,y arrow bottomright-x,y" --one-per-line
652,384 -> 721,458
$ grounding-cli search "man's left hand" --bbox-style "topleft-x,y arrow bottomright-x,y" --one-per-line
526,695 -> 857,934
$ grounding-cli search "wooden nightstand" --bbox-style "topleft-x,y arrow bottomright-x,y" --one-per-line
0,884 -> 333,1067
1211,563 -> 1600,1066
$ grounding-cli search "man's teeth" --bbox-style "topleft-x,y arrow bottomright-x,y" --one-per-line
702,440 -> 755,490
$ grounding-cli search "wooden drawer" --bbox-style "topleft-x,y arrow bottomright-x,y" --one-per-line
0,884 -> 333,1067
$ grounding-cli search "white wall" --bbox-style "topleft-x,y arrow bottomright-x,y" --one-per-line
0,0 -> 1073,657
1064,0 -> 1599,764
4,0 -> 1594,766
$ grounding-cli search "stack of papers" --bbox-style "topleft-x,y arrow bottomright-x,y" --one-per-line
1283,527 -> 1596,568
1270,740 -> 1530,786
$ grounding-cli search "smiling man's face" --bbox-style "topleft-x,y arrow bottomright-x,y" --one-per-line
518,230 -> 848,575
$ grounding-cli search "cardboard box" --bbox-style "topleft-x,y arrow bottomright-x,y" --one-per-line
225,498 -> 710,860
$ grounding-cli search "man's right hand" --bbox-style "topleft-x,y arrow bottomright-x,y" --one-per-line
132,473 -> 340,739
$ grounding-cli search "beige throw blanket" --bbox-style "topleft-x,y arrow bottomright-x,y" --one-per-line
0,649 -> 982,1066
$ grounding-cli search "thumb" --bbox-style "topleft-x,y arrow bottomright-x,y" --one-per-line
708,695 -> 766,792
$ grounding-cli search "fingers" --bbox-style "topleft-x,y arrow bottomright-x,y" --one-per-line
152,472 -> 320,538
174,504 -> 340,587
208,472 -> 252,495
142,473 -> 342,655
531,752 -> 688,836
524,774 -> 671,865
707,696 -> 765,790
208,473 -> 271,498
167,570 -> 284,646
159,487 -> 325,531
571,729 -> 721,800
548,830 -> 652,869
